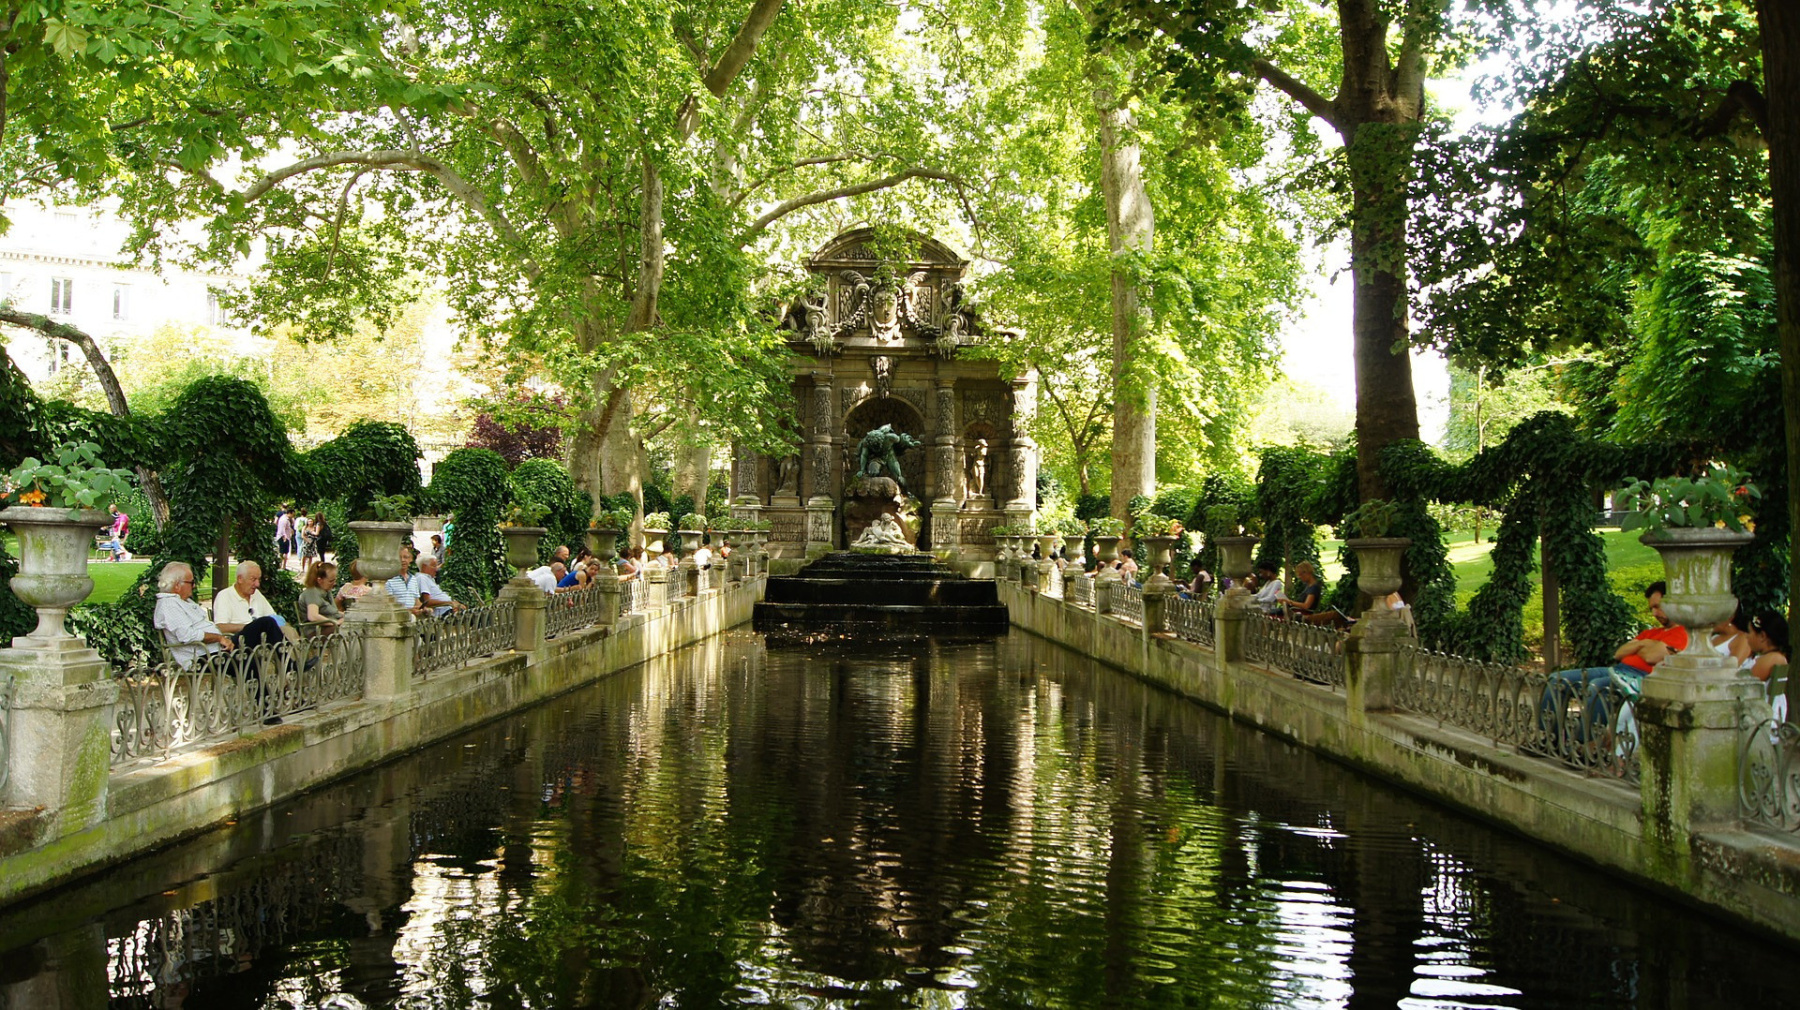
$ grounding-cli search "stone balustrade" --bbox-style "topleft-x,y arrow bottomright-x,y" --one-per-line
999,578 -> 1800,943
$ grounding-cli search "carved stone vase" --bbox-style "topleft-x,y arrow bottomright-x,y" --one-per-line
1037,533 -> 1060,562
0,506 -> 110,644
347,520 -> 415,583
642,527 -> 669,553
586,528 -> 620,564
1140,536 -> 1177,593
1061,535 -> 1086,568
1346,537 -> 1411,599
1642,527 -> 1756,660
500,526 -> 547,578
676,529 -> 705,557
1092,535 -> 1122,584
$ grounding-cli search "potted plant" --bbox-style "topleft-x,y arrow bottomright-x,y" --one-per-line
348,493 -> 417,581
1342,499 -> 1410,599
1089,516 -> 1124,578
1,441 -> 134,642
587,505 -> 631,562
1618,466 -> 1760,644
499,501 -> 550,574
677,513 -> 709,556
1054,517 -> 1087,566
1134,513 -> 1182,592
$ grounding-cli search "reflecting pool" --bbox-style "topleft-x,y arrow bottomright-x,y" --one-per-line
0,631 -> 1788,1008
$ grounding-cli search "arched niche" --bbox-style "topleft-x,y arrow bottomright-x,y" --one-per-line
844,396 -> 928,494
961,421 -> 1000,501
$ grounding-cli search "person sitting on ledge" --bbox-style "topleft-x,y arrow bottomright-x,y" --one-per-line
153,561 -> 287,668
1539,581 -> 1683,745
1250,562 -> 1284,615
1277,561 -> 1323,619
415,554 -> 464,617
212,560 -> 293,648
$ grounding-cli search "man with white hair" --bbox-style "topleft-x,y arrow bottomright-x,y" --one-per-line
152,562 -> 237,668
526,560 -> 560,594
211,560 -> 288,648
414,554 -> 464,618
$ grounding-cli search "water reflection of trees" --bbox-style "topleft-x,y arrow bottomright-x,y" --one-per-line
4,630 -> 1793,1007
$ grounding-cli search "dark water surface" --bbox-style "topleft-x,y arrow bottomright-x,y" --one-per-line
0,631 -> 1789,1008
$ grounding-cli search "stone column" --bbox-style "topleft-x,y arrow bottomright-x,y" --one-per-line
1346,609 -> 1412,720
1638,650 -> 1764,856
1142,586 -> 1172,636
731,441 -> 762,516
0,638 -> 116,836
931,380 -> 960,553
806,376 -> 837,557
500,578 -> 547,654
347,590 -> 417,702
645,567 -> 670,611
1005,376 -> 1038,512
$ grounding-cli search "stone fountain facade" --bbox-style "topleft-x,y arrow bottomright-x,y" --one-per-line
730,228 -> 1037,572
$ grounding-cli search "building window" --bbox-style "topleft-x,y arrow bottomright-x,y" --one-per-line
0,272 -> 12,303
44,339 -> 71,376
49,277 -> 73,315
206,291 -> 229,326
112,284 -> 130,320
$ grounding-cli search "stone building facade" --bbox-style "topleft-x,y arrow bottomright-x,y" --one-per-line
731,228 -> 1037,570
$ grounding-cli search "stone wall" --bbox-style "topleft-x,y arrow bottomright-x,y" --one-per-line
1000,580 -> 1800,945
0,578 -> 763,905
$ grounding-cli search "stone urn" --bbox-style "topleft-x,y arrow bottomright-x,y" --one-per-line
0,505 -> 110,643
347,520 -> 415,582
1037,533 -> 1060,563
1092,535 -> 1122,583
500,525 -> 547,577
1140,535 -> 1178,592
643,527 -> 669,553
676,528 -> 705,557
1214,535 -> 1259,584
1347,537 -> 1411,599
586,527 -> 621,564
1642,527 -> 1756,657
1061,534 -> 1086,568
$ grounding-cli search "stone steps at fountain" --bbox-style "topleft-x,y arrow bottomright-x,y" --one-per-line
753,552 -> 1008,634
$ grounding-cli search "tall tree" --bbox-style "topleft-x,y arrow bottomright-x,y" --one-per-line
1097,0 -> 1459,502
125,0 -> 969,515
1756,0 -> 1800,637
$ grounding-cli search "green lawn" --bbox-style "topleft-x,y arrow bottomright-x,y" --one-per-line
89,560 -> 154,603
1318,528 -> 1665,649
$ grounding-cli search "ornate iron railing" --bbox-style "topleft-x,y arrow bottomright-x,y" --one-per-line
1167,595 -> 1216,648
1740,710 -> 1800,831
621,578 -> 646,615
1109,582 -> 1143,627
1398,646 -> 1639,782
546,585 -> 605,638
1242,614 -> 1347,689
414,599 -> 516,677
1067,573 -> 1094,609
112,632 -> 364,767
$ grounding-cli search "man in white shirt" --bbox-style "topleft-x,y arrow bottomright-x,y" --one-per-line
212,560 -> 288,646
152,561 -> 236,668
527,563 -> 559,594
415,554 -> 464,618
692,544 -> 713,570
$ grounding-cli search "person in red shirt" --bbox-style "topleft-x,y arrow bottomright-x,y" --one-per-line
1540,581 -> 1682,746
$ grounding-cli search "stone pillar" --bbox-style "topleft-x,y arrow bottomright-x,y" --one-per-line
645,567 -> 670,611
0,640 -> 116,836
595,574 -> 621,626
1142,586 -> 1171,636
1215,587 -> 1252,665
1346,609 -> 1412,720
347,590 -> 417,702
500,578 -> 547,654
731,441 -> 759,507
1005,377 -> 1038,512
1638,651 -> 1765,857
930,380 -> 960,553
806,376 -> 837,557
